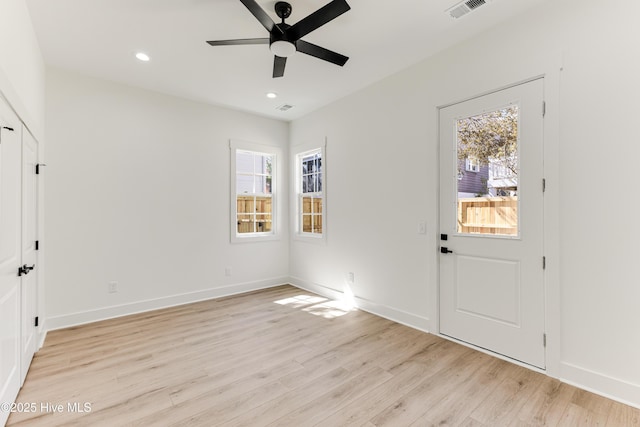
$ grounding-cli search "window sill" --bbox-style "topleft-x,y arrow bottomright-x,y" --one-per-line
231,233 -> 280,244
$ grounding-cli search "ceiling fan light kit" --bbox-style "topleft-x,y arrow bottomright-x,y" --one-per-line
270,40 -> 296,58
206,0 -> 351,78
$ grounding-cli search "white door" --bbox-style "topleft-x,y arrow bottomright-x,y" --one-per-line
0,101 -> 22,426
439,79 -> 545,369
21,129 -> 38,384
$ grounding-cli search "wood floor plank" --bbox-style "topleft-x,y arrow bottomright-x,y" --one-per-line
316,355 -> 446,426
607,400 -> 640,426
7,285 -> 640,427
512,376 -> 576,426
268,366 -> 394,427
467,366 -> 541,425
370,347 -> 486,426
405,356 -> 509,426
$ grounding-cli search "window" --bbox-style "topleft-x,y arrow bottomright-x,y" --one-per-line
296,147 -> 324,237
456,105 -> 519,236
465,157 -> 480,172
230,141 -> 279,242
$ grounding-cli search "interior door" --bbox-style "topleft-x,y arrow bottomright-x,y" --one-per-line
21,129 -> 38,384
439,79 -> 545,369
0,101 -> 22,426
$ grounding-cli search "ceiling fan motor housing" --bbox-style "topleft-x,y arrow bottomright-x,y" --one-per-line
270,3 -> 296,57
270,22 -> 297,57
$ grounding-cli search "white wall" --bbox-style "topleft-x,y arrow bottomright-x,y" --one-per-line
290,0 -> 640,407
45,68 -> 289,328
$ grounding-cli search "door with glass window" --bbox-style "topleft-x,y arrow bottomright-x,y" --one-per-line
439,79 -> 545,368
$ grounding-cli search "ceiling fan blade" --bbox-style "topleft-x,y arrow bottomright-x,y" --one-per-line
239,0 -> 283,34
286,0 -> 350,41
207,38 -> 270,46
297,40 -> 348,66
273,56 -> 287,78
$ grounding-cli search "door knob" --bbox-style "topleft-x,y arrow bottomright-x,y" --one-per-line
440,247 -> 453,254
18,264 -> 35,276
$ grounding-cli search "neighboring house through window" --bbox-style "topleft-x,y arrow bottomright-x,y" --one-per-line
465,156 -> 480,172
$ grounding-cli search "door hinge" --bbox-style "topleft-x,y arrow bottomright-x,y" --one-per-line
543,256 -> 547,270
542,178 -> 546,193
543,333 -> 547,347
35,316 -> 39,327
36,163 -> 47,174
542,101 -> 546,117
35,240 -> 40,251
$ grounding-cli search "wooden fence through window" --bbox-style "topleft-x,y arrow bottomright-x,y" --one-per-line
237,195 -> 272,233
458,197 -> 518,236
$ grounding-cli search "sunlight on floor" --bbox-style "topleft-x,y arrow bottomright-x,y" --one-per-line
274,294 -> 328,308
274,294 -> 358,319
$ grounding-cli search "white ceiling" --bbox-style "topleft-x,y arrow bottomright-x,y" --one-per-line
25,0 -> 550,121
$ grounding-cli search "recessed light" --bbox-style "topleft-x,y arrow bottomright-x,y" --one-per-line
266,92 -> 278,99
135,52 -> 150,62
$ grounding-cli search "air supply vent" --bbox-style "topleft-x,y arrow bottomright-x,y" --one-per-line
277,104 -> 293,112
446,0 -> 492,19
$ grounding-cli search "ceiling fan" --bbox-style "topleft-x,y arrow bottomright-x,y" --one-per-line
206,0 -> 351,78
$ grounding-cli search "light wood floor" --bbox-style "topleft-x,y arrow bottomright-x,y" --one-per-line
7,285 -> 640,426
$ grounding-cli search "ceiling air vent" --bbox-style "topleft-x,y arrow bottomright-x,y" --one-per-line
277,104 -> 293,112
446,0 -> 492,19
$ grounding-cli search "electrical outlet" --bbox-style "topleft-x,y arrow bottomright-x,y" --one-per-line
347,272 -> 355,284
108,281 -> 118,293
225,266 -> 232,277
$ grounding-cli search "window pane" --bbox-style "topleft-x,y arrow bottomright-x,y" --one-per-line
236,151 -> 254,174
237,196 -> 273,234
456,105 -> 519,236
303,175 -> 314,193
255,154 -> 273,175
237,174 -> 253,194
302,196 -> 312,214
302,214 -> 312,233
255,175 -> 272,194
256,214 -> 272,232
237,213 -> 254,234
313,214 -> 323,234
237,195 -> 254,214
255,196 -> 272,214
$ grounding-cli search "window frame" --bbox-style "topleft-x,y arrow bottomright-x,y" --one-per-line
294,143 -> 326,241
465,156 -> 480,173
230,140 -> 281,243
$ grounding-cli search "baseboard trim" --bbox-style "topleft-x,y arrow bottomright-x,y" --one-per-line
289,276 -> 431,333
46,277 -> 289,331
560,362 -> 640,409
37,330 -> 47,350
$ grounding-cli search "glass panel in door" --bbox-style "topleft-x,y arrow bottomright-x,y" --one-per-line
456,105 -> 519,236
